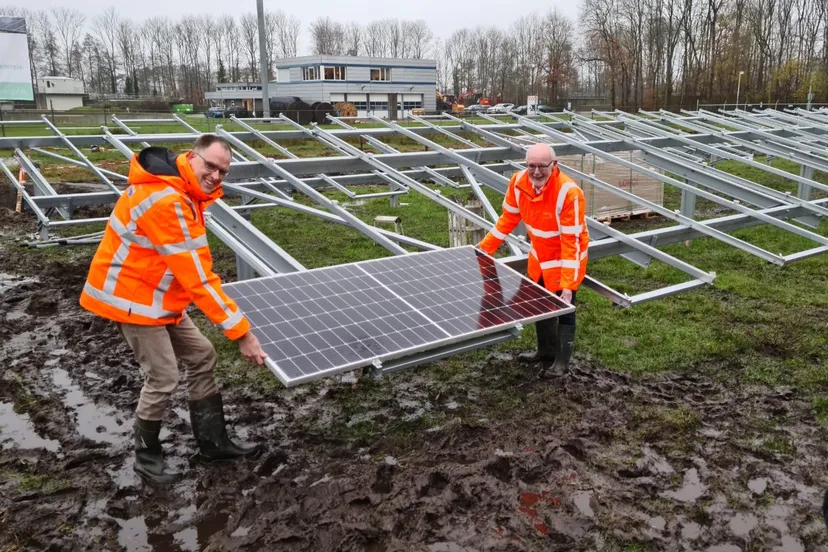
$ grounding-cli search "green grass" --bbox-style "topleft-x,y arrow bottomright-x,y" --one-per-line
183,151 -> 828,430
5,126 -> 828,432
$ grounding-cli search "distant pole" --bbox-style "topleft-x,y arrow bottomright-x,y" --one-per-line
735,70 -> 744,111
256,0 -> 270,118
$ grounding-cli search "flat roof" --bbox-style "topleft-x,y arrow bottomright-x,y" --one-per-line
274,55 -> 436,69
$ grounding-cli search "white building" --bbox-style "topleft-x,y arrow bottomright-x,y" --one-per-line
37,76 -> 85,110
205,55 -> 437,118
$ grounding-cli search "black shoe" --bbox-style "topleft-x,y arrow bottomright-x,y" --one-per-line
133,418 -> 182,485
518,317 -> 557,363
540,323 -> 576,378
189,393 -> 259,463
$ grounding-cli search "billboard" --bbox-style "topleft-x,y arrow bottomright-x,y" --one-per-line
0,16 -> 33,101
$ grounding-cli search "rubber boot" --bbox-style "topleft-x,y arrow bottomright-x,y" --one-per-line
542,323 -> 576,378
133,418 -> 182,485
517,317 -> 557,363
189,393 -> 259,462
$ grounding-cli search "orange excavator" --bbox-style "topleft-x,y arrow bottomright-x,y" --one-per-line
436,91 -> 465,113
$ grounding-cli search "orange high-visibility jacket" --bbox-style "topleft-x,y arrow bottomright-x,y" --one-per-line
479,167 -> 589,292
80,147 -> 250,340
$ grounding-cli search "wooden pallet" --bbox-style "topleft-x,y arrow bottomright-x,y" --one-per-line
593,209 -> 653,223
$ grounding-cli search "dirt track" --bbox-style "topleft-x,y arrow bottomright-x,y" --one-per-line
1,203 -> 827,552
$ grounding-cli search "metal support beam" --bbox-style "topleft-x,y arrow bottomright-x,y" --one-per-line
40,115 -> 121,194
514,116 -> 799,266
216,126 -> 409,256
29,148 -> 127,181
232,115 -> 403,201
103,128 -> 305,277
223,183 -> 440,252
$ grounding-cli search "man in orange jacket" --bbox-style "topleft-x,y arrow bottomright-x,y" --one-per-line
478,143 -> 589,377
81,134 -> 267,484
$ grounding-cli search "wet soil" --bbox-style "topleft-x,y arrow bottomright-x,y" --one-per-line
1,209 -> 827,551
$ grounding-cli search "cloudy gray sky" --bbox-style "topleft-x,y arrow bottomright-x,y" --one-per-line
16,0 -> 583,55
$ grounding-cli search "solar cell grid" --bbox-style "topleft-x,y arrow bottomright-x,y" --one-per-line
224,246 -> 573,386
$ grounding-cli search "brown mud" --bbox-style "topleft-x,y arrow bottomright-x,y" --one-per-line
1,202 -> 827,551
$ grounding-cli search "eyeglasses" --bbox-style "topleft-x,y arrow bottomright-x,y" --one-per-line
192,150 -> 230,179
526,161 -> 556,171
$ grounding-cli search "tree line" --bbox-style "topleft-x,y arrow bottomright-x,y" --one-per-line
1,3 -> 826,109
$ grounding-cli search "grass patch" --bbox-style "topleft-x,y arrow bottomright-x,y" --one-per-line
0,470 -> 72,494
763,436 -> 797,456
812,397 -> 828,425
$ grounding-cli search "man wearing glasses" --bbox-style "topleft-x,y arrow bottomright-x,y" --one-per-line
478,143 -> 589,378
81,134 -> 266,484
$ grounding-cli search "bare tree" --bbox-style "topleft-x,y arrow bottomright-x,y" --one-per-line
403,20 -> 433,59
309,17 -> 345,55
277,13 -> 300,58
240,13 -> 259,80
364,20 -> 389,57
93,7 -> 120,93
345,22 -> 362,57
50,7 -> 85,78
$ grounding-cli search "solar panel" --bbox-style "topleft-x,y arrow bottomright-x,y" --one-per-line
223,246 -> 574,386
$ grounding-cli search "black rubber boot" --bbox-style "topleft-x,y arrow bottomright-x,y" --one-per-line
189,393 -> 259,462
134,418 -> 182,485
518,317 -> 557,363
542,323 -> 576,378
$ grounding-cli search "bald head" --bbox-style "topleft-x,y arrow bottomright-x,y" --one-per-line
525,143 -> 556,165
525,144 -> 557,189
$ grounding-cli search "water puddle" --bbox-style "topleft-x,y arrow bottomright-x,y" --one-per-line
50,368 -> 130,444
168,505 -> 229,552
748,478 -> 767,495
231,526 -> 250,538
0,272 -> 38,295
0,402 -> 61,452
780,534 -> 805,552
107,456 -> 140,490
635,445 -> 674,476
648,516 -> 666,532
661,468 -> 705,503
681,521 -> 701,540
114,502 -> 229,552
572,491 -> 594,518
728,513 -> 758,537
764,503 -> 804,551
117,516 -> 151,552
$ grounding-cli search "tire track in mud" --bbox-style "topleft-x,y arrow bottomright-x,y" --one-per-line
1,210 -> 827,551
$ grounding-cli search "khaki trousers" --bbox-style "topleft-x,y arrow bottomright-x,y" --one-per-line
117,314 -> 218,421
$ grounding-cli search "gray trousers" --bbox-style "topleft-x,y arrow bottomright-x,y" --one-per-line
117,314 -> 218,421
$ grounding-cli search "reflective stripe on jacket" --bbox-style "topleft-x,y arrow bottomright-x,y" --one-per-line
80,147 -> 250,340
479,166 -> 589,292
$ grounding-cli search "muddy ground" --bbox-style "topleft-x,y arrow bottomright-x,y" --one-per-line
1,196 -> 827,552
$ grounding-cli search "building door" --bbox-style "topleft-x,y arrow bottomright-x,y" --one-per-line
388,93 -> 398,120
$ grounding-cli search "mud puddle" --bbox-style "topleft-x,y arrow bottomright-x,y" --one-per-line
1,225 -> 828,551
0,401 -> 61,452
50,367 -> 131,445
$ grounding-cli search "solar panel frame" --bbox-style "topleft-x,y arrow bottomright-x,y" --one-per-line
223,246 -> 575,386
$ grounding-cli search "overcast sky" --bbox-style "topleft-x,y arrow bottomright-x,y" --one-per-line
15,0 -> 583,56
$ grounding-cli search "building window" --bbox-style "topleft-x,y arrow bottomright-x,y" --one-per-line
352,101 -> 368,111
303,66 -> 320,81
369,100 -> 389,111
324,66 -> 346,80
402,101 -> 423,110
370,68 -> 391,82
